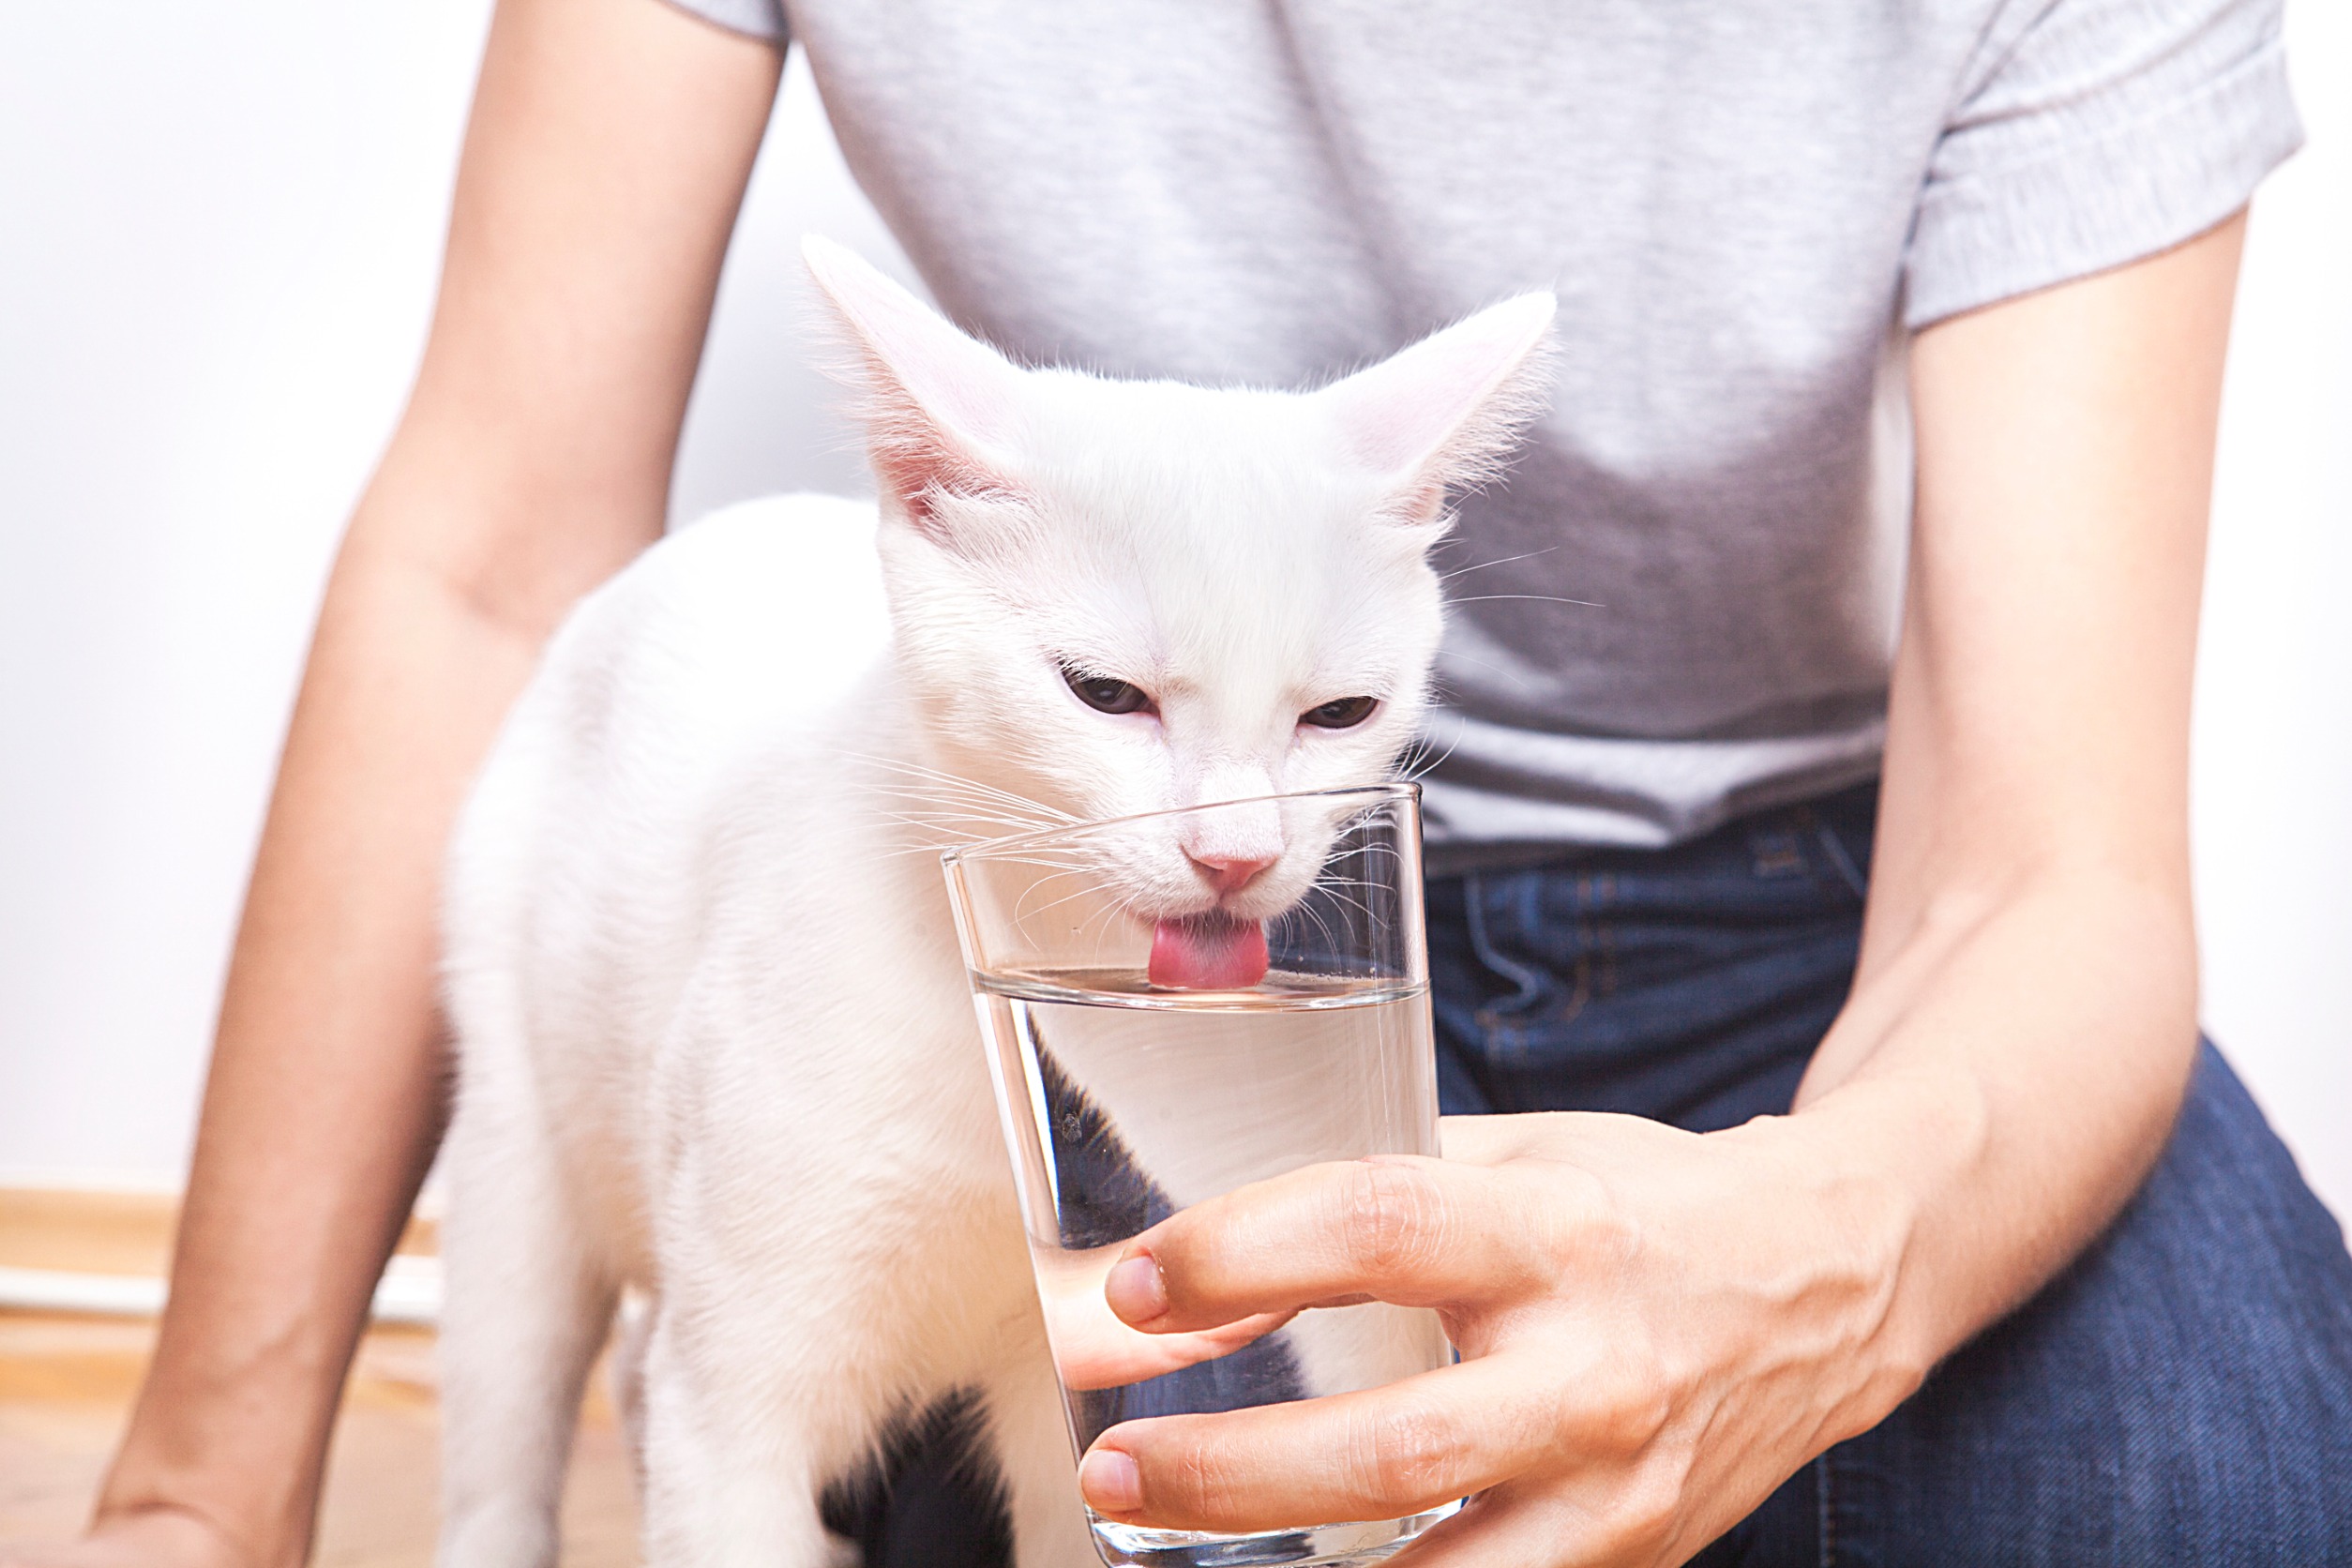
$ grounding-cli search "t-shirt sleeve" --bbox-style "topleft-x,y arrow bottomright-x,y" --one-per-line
655,0 -> 787,44
1903,0 -> 2300,327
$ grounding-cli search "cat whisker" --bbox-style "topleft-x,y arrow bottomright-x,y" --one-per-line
837,752 -> 1082,824
866,799 -> 1069,839
1436,545 -> 1560,582
1290,897 -> 1346,967
1427,652 -> 1532,693
1445,592 -> 1605,609
873,815 -> 1019,840
859,784 -> 1066,823
1395,730 -> 1463,783
873,811 -> 1059,845
1011,868 -> 1109,927
1319,886 -> 1381,927
1072,894 -> 1131,957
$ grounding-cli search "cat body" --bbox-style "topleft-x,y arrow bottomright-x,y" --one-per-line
435,241 -> 1554,1568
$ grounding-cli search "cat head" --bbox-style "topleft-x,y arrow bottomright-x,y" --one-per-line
805,238 -> 1552,925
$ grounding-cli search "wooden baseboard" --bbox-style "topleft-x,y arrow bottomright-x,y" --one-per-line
0,1191 -> 633,1568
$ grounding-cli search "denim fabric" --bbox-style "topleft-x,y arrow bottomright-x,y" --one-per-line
839,780 -> 2352,1565
1425,782 -> 1873,1134
1436,782 -> 2352,1565
1788,1047 -> 2352,1566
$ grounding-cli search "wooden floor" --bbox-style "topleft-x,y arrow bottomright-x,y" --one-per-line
0,1190 -> 637,1566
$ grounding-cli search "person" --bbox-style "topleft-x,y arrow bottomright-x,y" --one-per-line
18,0 -> 2352,1563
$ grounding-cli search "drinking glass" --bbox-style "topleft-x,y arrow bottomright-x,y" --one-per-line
942,783 -> 1458,1568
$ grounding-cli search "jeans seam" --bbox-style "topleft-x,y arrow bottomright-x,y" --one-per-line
1807,811 -> 1869,901
1596,873 -> 1618,997
1562,873 -> 1598,1020
1557,945 -> 1592,1030
1817,1451 -> 1835,1568
1464,873 -> 1547,1033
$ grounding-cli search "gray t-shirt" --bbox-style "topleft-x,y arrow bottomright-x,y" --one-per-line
671,0 -> 2299,855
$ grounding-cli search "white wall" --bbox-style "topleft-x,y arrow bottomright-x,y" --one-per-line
2194,3 -> 2352,1226
2,3 -> 493,1189
3,4 -> 2345,1219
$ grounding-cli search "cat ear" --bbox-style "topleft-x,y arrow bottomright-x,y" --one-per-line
802,236 -> 1028,528
1320,294 -> 1558,524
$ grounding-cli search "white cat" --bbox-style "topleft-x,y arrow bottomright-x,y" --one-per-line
434,238 -> 1554,1568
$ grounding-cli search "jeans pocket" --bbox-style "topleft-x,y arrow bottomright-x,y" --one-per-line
1462,870 -> 1602,1038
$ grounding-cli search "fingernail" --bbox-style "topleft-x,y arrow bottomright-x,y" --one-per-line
1105,1254 -> 1168,1323
1079,1446 -> 1143,1513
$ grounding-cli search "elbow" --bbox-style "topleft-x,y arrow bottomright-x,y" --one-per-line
334,433 -> 666,653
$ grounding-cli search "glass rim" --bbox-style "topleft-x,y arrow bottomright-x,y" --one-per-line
939,779 -> 1421,867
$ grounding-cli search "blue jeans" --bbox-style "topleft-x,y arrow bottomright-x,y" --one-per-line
838,781 -> 2352,1565
1432,781 -> 2352,1565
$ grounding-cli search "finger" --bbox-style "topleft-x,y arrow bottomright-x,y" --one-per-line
1078,1352 -> 1560,1533
1106,1155 -> 1554,1332
1053,1303 -> 1297,1393
1038,1241 -> 1297,1389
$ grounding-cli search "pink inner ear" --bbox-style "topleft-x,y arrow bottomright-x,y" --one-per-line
1345,354 -> 1512,475
855,372 -> 1018,523
803,237 -> 1027,522
1323,293 -> 1558,513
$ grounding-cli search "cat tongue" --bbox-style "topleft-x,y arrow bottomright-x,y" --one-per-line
1149,915 -> 1270,990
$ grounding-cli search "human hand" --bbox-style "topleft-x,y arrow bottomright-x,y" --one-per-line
1035,1241 -> 1295,1391
0,1509 -> 251,1568
1074,1111 -> 1929,1566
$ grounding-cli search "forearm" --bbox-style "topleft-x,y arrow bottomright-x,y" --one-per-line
93,509 -> 560,1565
77,2 -> 777,1555
1762,860 -> 2197,1403
1746,214 -> 2242,1425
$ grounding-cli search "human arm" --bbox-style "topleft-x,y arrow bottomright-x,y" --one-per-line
16,5 -> 782,1565
1067,212 -> 2245,1564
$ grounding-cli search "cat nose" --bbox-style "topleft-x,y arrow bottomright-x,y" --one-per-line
1185,852 -> 1275,896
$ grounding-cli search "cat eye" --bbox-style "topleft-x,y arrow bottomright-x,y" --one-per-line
1300,695 -> 1380,729
1062,667 -> 1153,716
